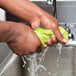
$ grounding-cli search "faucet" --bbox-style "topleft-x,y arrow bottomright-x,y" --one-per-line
54,23 -> 75,48
65,23 -> 74,40
47,0 -> 53,5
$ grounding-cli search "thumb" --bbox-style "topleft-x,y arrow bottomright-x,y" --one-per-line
31,19 -> 40,29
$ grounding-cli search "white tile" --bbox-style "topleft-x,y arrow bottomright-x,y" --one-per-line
0,9 -> 6,21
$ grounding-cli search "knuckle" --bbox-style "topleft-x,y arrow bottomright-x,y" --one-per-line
52,25 -> 58,30
31,50 -> 36,53
51,35 -> 57,43
30,47 -> 36,53
47,39 -> 53,46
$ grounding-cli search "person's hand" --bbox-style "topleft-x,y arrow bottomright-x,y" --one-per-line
30,11 -> 67,46
0,0 -> 67,46
0,21 -> 41,55
7,23 -> 41,55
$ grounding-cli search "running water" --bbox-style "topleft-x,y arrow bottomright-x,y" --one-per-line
22,47 -> 49,76
56,44 -> 62,67
54,43 -> 63,76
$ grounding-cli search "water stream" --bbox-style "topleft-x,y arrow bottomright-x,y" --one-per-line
22,47 -> 49,76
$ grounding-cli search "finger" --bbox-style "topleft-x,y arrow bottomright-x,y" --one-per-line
31,19 -> 40,29
53,27 -> 68,43
51,35 -> 57,43
46,38 -> 53,46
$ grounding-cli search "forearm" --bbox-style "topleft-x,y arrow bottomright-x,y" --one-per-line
0,2 -> 1,7
0,21 -> 17,42
0,0 -> 44,23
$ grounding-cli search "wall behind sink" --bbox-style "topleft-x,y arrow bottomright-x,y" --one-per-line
57,1 -> 76,23
0,8 -> 6,21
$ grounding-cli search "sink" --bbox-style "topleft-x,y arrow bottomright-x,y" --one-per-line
0,1 -> 76,76
0,43 -> 76,76
23,46 -> 76,76
0,43 -> 10,63
0,43 -> 24,76
0,52 -> 23,76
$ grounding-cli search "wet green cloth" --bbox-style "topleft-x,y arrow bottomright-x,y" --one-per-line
34,26 -> 69,46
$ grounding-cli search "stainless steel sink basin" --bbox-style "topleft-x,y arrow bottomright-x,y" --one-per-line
0,43 -> 10,63
0,45 -> 76,76
0,51 -> 23,76
0,44 -> 23,76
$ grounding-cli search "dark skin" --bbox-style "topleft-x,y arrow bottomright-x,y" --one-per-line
0,21 -> 41,55
0,0 -> 67,56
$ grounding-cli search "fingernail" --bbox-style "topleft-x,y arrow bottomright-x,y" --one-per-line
44,44 -> 47,47
63,39 -> 68,43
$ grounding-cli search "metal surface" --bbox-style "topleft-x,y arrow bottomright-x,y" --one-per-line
65,41 -> 76,47
0,43 -> 10,63
0,52 -> 23,76
57,1 -> 76,23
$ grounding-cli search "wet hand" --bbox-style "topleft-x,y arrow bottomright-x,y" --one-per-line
7,23 -> 41,56
31,11 -> 67,46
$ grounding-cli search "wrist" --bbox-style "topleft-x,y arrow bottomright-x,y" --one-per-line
0,21 -> 18,42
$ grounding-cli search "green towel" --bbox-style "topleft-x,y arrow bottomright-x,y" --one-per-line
34,26 -> 69,46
